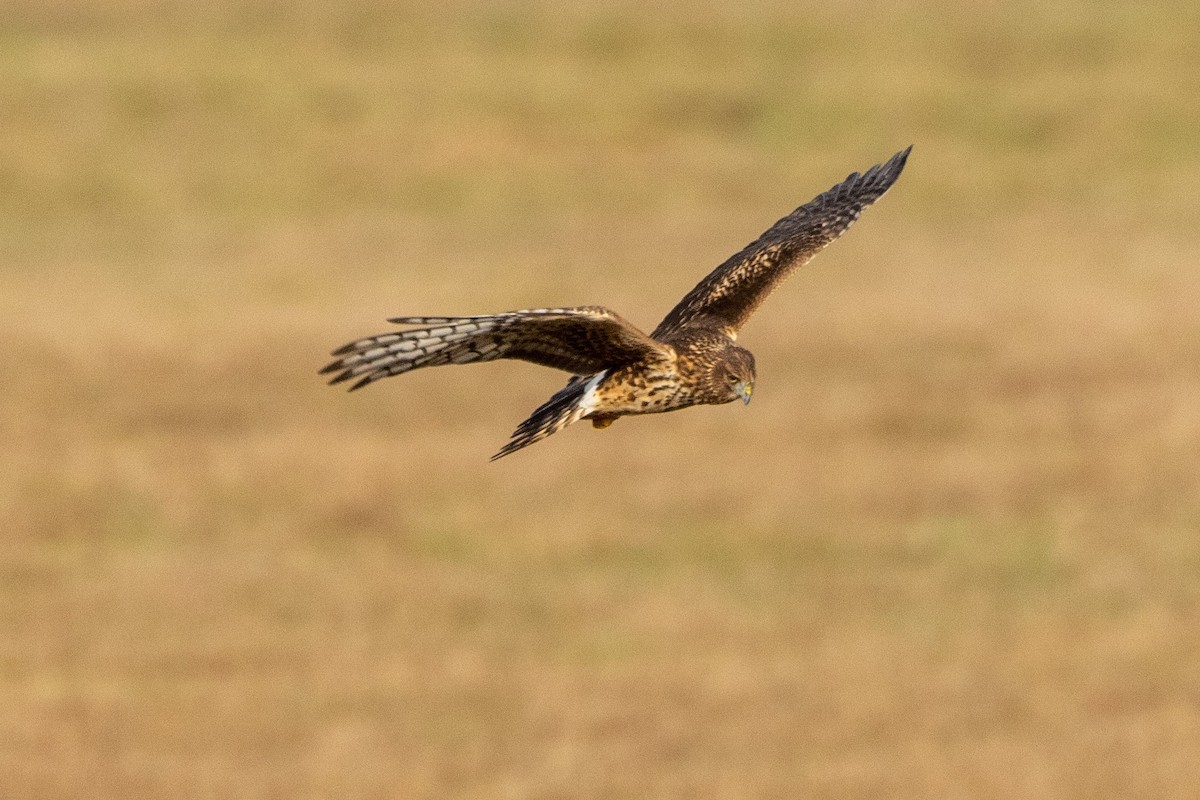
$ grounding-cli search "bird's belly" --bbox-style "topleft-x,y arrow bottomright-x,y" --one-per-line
591,379 -> 688,417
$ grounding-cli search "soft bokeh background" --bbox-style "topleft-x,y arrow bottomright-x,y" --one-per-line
3,1 -> 1199,797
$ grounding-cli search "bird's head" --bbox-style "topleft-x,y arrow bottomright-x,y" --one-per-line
715,345 -> 756,406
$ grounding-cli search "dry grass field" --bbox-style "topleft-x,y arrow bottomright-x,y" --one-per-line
3,0 -> 1200,797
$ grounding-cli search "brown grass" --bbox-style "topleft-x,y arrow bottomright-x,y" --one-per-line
3,1 -> 1200,797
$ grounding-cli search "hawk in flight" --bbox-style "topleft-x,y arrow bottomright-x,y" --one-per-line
322,147 -> 911,459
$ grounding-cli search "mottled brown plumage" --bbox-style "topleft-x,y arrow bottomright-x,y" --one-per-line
322,147 -> 911,459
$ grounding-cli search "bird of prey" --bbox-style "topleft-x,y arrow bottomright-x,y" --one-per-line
322,147 -> 911,459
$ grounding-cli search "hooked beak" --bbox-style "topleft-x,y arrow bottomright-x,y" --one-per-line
735,380 -> 753,405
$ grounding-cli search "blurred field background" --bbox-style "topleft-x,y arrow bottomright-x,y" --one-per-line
3,0 -> 1199,797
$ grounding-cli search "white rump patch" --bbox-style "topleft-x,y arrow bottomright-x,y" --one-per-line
578,371 -> 607,415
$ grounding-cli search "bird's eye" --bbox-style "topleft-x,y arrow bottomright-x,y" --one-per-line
728,373 -> 739,384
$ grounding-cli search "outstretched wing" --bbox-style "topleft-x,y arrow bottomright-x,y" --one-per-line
653,146 -> 911,339
321,306 -> 665,391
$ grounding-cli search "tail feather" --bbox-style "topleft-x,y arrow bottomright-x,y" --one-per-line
491,375 -> 598,461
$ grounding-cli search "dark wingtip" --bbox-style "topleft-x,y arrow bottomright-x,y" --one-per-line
884,145 -> 913,179
857,145 -> 912,196
322,366 -> 373,390
489,441 -> 519,461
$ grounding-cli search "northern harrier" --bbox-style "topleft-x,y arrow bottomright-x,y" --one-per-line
322,147 -> 911,459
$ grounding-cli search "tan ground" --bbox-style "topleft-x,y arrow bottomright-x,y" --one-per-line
2,1 -> 1199,797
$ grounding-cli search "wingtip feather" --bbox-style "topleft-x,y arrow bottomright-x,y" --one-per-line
348,374 -> 375,391
885,145 -> 912,176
